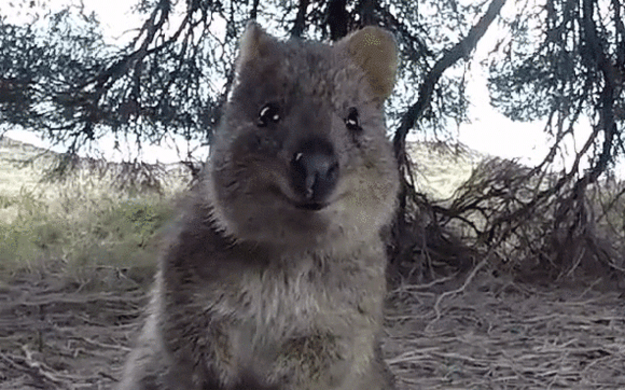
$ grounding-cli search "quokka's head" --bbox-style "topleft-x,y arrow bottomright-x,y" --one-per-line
206,22 -> 400,250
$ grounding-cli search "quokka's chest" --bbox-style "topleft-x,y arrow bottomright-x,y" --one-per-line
197,257 -> 386,337
161,253 -> 386,380
216,263 -> 384,363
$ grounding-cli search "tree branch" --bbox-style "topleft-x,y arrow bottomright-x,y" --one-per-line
581,0 -> 618,183
327,0 -> 349,40
250,0 -> 260,20
392,0 -> 507,161
291,0 -> 310,38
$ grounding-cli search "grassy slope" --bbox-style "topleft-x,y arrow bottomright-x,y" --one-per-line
0,138 -> 54,222
0,137 -> 186,287
0,138 -> 51,194
407,141 -> 483,200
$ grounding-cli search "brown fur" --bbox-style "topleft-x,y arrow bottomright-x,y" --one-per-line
118,23 -> 399,390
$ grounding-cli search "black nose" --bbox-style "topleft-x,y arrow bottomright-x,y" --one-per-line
290,137 -> 339,207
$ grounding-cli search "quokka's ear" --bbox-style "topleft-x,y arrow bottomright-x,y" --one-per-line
236,22 -> 279,73
339,26 -> 398,100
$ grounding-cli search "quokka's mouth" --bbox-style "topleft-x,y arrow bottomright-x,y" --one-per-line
268,186 -> 329,211
294,201 -> 327,211
271,185 -> 332,211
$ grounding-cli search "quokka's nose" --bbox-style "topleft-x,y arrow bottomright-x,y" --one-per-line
290,137 -> 339,207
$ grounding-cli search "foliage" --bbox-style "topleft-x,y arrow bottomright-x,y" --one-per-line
0,0 -> 494,156
415,0 -> 624,284
489,0 -> 625,181
0,7 -> 112,149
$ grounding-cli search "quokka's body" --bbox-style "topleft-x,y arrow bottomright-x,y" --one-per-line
118,22 -> 399,390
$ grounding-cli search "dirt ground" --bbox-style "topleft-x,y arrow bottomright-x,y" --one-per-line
1,269 -> 624,390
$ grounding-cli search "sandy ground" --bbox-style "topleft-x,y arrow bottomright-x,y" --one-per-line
1,270 -> 624,390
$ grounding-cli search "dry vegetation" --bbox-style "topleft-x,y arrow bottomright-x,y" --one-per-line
386,273 -> 625,389
1,137 -> 624,389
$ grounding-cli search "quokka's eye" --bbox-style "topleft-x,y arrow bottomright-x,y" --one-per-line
258,103 -> 280,127
345,107 -> 361,132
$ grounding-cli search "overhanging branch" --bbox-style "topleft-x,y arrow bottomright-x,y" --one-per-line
392,0 -> 507,162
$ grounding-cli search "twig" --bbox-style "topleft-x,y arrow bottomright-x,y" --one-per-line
99,370 -> 120,382
71,335 -> 132,352
0,349 -> 64,385
565,246 -> 586,278
426,258 -> 488,332
390,274 -> 457,294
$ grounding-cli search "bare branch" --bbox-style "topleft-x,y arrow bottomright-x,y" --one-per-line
392,0 -> 507,162
291,0 -> 310,38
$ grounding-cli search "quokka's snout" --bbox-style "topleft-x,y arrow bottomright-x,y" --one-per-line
289,136 -> 339,209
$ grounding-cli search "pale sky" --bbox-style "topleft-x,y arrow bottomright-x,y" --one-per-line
2,0 -> 601,174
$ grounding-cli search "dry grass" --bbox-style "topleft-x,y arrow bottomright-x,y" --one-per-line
0,271 -> 144,390
2,270 -> 624,389
386,272 -> 625,389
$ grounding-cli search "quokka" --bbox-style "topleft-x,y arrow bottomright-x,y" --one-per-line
118,22 -> 400,390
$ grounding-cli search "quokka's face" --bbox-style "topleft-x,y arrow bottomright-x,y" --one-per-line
206,24 -> 399,249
